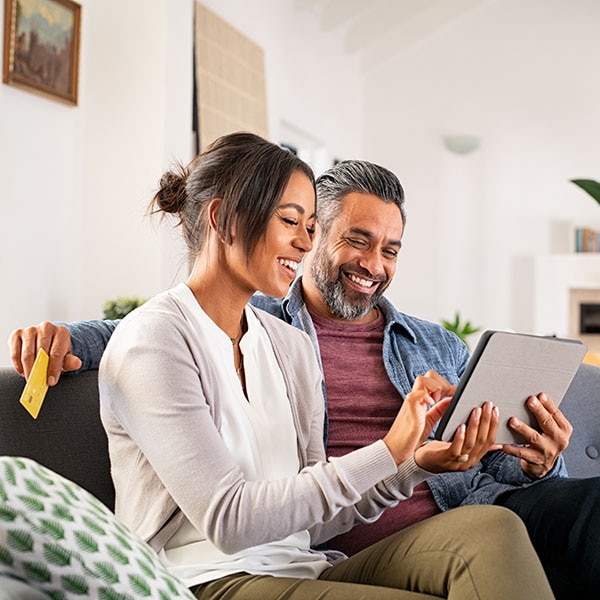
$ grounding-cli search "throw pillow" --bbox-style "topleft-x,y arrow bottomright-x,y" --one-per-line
0,456 -> 195,599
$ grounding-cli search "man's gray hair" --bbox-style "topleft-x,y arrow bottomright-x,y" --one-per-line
315,160 -> 406,234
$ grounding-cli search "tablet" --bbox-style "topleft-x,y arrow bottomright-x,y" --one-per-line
434,330 -> 587,445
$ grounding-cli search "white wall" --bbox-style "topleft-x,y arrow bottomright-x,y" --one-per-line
5,0 -> 598,367
364,0 -> 600,339
197,0 -> 364,167
0,0 -> 193,366
0,0 -> 364,366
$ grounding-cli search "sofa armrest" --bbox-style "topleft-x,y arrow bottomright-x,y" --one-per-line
0,367 -> 114,510
560,363 -> 600,478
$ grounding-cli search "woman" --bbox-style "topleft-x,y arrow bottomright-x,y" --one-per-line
99,132 -> 552,599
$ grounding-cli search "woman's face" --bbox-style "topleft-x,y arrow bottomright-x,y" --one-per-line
231,170 -> 316,299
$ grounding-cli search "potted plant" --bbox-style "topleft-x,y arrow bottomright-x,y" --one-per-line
570,178 -> 600,205
441,311 -> 481,348
103,296 -> 147,320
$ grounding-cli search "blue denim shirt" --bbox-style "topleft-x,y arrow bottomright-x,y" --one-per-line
67,277 -> 565,511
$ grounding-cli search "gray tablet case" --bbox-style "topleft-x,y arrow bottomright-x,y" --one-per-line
435,330 -> 587,445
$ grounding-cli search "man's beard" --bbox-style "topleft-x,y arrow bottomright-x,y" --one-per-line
310,244 -> 386,321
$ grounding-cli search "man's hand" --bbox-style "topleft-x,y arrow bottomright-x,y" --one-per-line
8,322 -> 81,386
415,401 -> 501,473
501,393 -> 572,478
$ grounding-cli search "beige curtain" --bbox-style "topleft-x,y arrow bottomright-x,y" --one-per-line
194,2 -> 269,151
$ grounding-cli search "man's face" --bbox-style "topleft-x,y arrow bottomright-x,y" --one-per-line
306,192 -> 404,322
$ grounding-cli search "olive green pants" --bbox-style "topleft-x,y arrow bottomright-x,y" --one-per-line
192,505 -> 554,599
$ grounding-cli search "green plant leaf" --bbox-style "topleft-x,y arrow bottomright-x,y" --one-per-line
113,532 -> 133,551
99,588 -> 133,600
0,544 -> 14,566
440,311 -> 481,348
17,495 -> 45,512
82,514 -> 107,536
103,297 -> 147,320
61,573 -> 90,594
0,480 -> 8,502
23,560 -> 52,583
60,481 -> 81,503
30,464 -> 56,486
25,477 -> 51,498
571,179 -> 600,204
7,529 -> 34,552
94,560 -> 120,584
165,576 -> 181,595
43,542 -> 73,567
0,506 -> 17,522
74,530 -> 99,553
106,542 -> 130,565
128,572 -> 152,596
52,503 -> 75,522
34,518 -> 65,540
136,556 -> 157,580
4,462 -> 16,486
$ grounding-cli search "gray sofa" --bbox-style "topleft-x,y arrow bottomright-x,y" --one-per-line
0,369 -> 114,511
1,363 -> 599,501
0,362 -> 599,597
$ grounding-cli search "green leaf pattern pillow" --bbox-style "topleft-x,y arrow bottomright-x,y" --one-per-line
0,456 -> 195,599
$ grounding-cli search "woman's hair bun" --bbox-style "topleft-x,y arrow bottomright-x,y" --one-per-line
154,163 -> 189,214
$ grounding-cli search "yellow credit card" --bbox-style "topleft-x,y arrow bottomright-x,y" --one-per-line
19,348 -> 49,419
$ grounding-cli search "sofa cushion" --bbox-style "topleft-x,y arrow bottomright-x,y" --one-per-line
0,456 -> 194,599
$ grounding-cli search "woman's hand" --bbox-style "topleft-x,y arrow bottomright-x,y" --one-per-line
382,371 -> 455,465
415,401 -> 501,472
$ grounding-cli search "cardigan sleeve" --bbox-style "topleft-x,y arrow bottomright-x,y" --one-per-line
100,300 -> 411,555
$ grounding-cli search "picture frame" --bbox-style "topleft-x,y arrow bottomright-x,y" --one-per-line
3,0 -> 81,105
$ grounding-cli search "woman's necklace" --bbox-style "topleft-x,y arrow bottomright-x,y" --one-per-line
230,316 -> 246,387
229,314 -> 245,346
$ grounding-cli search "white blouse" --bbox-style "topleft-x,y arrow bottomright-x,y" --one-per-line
159,284 -> 330,586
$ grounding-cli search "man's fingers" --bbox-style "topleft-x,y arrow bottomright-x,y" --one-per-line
8,329 -> 26,377
44,330 -> 73,385
62,354 -> 83,374
19,327 -> 41,380
8,322 -> 76,386
529,393 -> 573,438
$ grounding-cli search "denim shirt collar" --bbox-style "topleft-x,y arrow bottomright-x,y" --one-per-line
282,276 -> 416,344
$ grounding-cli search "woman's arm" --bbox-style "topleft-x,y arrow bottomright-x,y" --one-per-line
100,306 -> 405,555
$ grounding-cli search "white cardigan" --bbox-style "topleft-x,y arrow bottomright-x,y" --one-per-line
99,283 -> 429,581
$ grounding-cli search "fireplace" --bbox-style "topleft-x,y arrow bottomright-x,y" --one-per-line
569,288 -> 600,353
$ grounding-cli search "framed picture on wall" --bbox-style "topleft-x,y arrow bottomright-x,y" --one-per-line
2,0 -> 81,105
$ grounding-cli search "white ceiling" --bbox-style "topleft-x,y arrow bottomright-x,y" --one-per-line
294,0 -> 487,72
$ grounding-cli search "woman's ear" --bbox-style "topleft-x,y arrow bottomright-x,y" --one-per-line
207,197 -> 223,237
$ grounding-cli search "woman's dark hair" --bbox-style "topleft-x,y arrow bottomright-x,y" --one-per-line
151,132 -> 315,261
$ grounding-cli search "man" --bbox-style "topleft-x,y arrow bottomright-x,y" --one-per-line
10,160 -> 600,599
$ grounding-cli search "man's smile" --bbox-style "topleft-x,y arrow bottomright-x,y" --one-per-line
342,269 -> 385,294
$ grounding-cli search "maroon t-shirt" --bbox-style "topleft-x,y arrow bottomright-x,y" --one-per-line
311,309 -> 441,556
